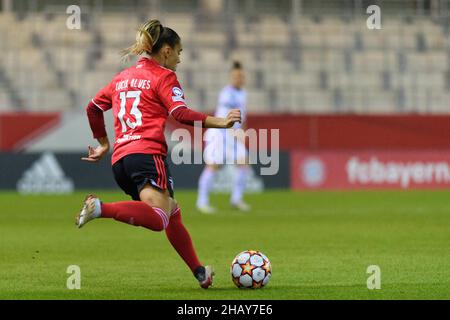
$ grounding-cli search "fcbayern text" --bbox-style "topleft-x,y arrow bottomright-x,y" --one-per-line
347,157 -> 450,188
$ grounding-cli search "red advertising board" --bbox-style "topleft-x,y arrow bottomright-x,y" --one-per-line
291,150 -> 450,190
0,112 -> 60,151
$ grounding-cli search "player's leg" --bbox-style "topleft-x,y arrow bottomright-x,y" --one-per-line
76,155 -> 169,230
197,129 -> 224,213
77,190 -> 170,231
196,164 -> 220,214
101,185 -> 170,229
165,195 -> 199,271
165,200 -> 213,288
230,141 -> 251,211
230,164 -> 251,211
160,159 -> 214,288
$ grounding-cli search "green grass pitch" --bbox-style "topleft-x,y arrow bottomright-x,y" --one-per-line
0,190 -> 449,299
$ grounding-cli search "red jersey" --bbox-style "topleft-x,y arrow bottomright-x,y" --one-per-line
91,57 -> 188,164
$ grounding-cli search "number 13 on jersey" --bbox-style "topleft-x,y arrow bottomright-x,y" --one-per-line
118,90 -> 142,133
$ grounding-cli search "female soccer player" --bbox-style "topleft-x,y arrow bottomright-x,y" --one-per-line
76,19 -> 241,289
196,61 -> 251,214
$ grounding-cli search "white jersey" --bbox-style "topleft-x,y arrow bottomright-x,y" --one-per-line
215,85 -> 247,130
203,85 -> 248,165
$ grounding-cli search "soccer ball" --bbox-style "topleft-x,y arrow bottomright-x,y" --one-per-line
230,250 -> 272,289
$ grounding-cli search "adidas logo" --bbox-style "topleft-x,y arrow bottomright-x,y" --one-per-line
17,152 -> 74,194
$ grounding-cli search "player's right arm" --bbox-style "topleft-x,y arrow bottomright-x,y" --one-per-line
81,136 -> 110,162
83,84 -> 112,162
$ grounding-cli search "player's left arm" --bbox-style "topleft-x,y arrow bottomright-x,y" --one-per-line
158,73 -> 241,128
171,106 -> 241,129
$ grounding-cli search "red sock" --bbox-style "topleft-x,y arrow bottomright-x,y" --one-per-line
165,207 -> 202,274
101,201 -> 168,231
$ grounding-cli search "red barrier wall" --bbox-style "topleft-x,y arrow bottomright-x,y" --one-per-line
2,113 -> 449,151
0,112 -> 60,151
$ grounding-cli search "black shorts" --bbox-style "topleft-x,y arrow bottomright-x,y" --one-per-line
112,153 -> 174,201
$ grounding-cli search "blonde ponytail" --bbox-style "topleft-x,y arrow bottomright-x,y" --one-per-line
121,19 -> 163,61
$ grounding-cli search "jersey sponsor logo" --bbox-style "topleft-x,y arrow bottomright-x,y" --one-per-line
172,87 -> 185,102
116,134 -> 142,144
16,152 -> 74,194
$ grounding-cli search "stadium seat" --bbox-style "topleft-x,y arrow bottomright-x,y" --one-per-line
1,10 -> 449,114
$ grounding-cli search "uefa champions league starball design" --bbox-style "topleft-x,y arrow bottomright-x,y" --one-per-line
230,250 -> 272,289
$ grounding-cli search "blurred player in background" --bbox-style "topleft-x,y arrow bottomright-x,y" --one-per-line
196,61 -> 251,214
75,19 -> 241,289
